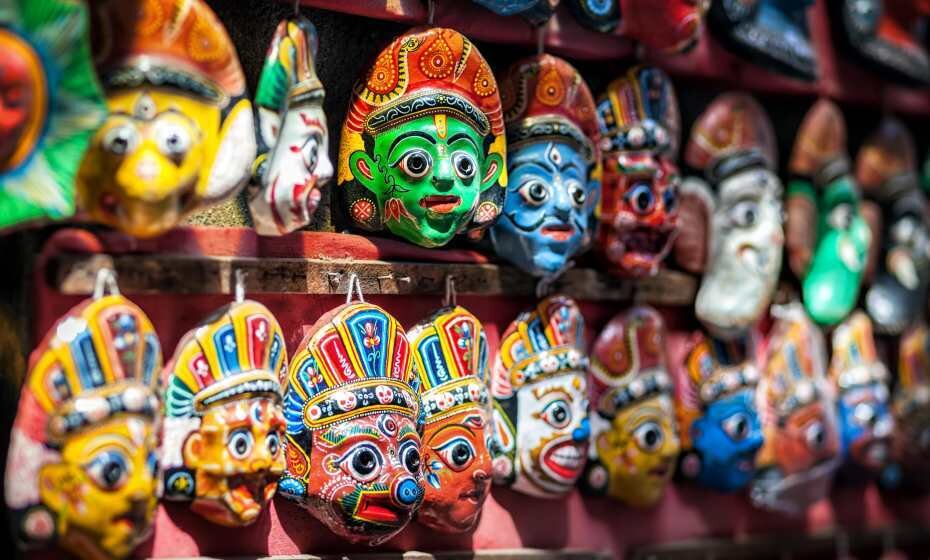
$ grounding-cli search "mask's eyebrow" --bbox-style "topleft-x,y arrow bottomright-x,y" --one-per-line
398,423 -> 418,440
448,132 -> 478,152
509,156 -> 555,174
560,160 -> 583,174
388,130 -> 436,161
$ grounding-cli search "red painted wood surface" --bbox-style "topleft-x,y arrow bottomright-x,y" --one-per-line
29,228 -> 930,557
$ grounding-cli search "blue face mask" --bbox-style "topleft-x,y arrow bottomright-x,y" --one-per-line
490,141 -> 599,277
836,383 -> 893,472
691,389 -> 764,492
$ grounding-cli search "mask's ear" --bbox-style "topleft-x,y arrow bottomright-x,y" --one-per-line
480,152 -> 504,192
349,150 -> 379,192
673,176 -> 714,274
786,179 -> 818,280
860,200 -> 883,285
38,463 -> 68,518
182,431 -> 204,468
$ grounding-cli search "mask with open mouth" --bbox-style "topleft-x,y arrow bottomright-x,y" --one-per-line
828,311 -> 894,480
683,93 -> 783,340
408,305 -> 492,533
249,15 -> 333,236
582,306 -> 680,507
857,118 -> 930,335
751,302 -> 841,515
471,0 -> 560,24
885,324 -> 930,491
161,300 -> 288,527
279,302 -> 424,544
595,66 -> 681,277
676,333 -> 764,492
490,54 -> 601,278
6,292 -> 162,560
707,0 -> 818,80
338,27 -> 506,248
79,0 -> 255,238
491,295 -> 590,498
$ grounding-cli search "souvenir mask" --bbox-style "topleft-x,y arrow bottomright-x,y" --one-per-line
408,306 -> 492,533
751,303 -> 841,515
707,0 -> 817,80
6,293 -> 162,559
338,27 -> 506,248
833,0 -> 930,85
491,295 -> 590,498
471,0 -> 560,25
786,100 -> 871,326
595,66 -> 682,277
684,93 -> 783,339
582,306 -> 679,507
857,118 -> 930,335
566,0 -> 621,32
676,334 -> 763,492
885,323 -> 930,491
828,312 -> 893,476
161,300 -> 288,526
279,302 -> 422,544
79,0 -> 255,238
249,15 -> 332,236
490,55 -> 601,278
0,0 -> 105,231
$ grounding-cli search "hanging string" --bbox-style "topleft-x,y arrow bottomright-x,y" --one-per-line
427,0 -> 435,25
345,272 -> 365,303
294,0 -> 300,16
444,275 -> 457,308
535,259 -> 573,299
93,267 -> 120,300
234,269 -> 247,303
536,21 -> 546,56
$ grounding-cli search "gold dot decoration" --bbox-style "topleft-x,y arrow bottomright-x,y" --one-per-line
419,35 -> 455,80
473,60 -> 496,98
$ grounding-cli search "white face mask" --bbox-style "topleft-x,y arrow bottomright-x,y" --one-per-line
696,168 -> 785,338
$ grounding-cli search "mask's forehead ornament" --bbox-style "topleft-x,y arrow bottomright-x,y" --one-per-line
596,66 -> 680,157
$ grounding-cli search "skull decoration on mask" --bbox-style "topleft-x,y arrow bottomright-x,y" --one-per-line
408,305 -> 492,533
676,334 -> 763,492
833,0 -> 930,85
884,324 -> 930,491
491,295 -> 591,498
490,55 -> 601,278
338,27 -> 506,248
786,100 -> 871,326
79,0 -> 255,238
6,293 -> 162,559
857,118 -> 930,335
471,0 -> 560,25
751,302 -> 841,515
707,0 -> 818,80
0,0 -> 105,231
595,66 -> 682,277
161,300 -> 288,526
279,302 -> 423,544
249,15 -> 333,236
684,93 -> 784,339
582,306 -> 680,507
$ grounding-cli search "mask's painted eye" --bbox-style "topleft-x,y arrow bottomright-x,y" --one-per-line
722,412 -> 751,442
452,152 -> 477,180
102,124 -> 139,156
398,149 -> 432,179
729,200 -> 759,228
663,183 -> 678,212
267,432 -> 281,456
805,421 -> 827,450
540,399 -> 572,429
633,421 -> 664,453
343,444 -> 383,482
154,120 -> 192,158
400,441 -> 421,474
827,203 -> 854,231
434,436 -> 476,471
301,134 -> 320,172
519,179 -> 550,206
625,182 -> 655,215
227,428 -> 255,460
84,449 -> 131,491
853,402 -> 876,427
567,180 -> 586,208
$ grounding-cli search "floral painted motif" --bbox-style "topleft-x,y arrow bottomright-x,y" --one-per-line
280,302 -> 423,544
6,294 -> 162,559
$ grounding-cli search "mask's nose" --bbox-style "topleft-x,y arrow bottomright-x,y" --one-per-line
391,476 -> 421,509
572,418 -> 590,442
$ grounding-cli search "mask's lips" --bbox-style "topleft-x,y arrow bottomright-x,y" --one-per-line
225,474 -> 266,521
541,439 -> 586,483
649,461 -> 672,479
114,499 -> 150,532
618,225 -> 672,257
420,195 -> 462,214
459,484 -> 487,504
541,223 -> 575,242
354,490 -> 403,526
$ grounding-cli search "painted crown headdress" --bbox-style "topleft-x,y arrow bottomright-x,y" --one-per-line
897,324 -> 930,413
683,334 -> 760,407
595,66 -> 680,157
762,303 -> 828,421
827,311 -> 889,392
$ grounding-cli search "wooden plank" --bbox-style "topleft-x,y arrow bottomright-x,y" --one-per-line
48,253 -> 697,306
173,549 -> 610,560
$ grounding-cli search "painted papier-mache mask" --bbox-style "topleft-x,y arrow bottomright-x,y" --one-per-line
279,302 -> 423,544
595,66 -> 682,277
828,311 -> 893,478
884,323 -> 930,491
751,303 -> 841,515
471,0 -> 560,25
676,334 -> 763,492
568,0 -> 707,53
491,295 -> 590,498
707,0 -> 818,80
490,55 -> 601,278
249,15 -> 332,236
786,100 -> 871,326
79,0 -> 255,238
0,0 -> 105,231
683,93 -> 784,339
857,118 -> 930,335
161,300 -> 288,526
582,306 -> 679,507
338,27 -> 506,248
566,0 -> 621,32
408,305 -> 492,533
833,0 -> 930,85
6,292 -> 162,559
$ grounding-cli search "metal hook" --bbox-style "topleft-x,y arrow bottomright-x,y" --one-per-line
536,21 -> 546,56
427,0 -> 436,25
93,267 -> 120,300
294,0 -> 300,16
444,275 -> 457,308
234,269 -> 247,303
345,272 -> 365,304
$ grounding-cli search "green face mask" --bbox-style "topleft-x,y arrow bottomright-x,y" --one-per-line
348,114 -> 504,248
796,176 -> 871,326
